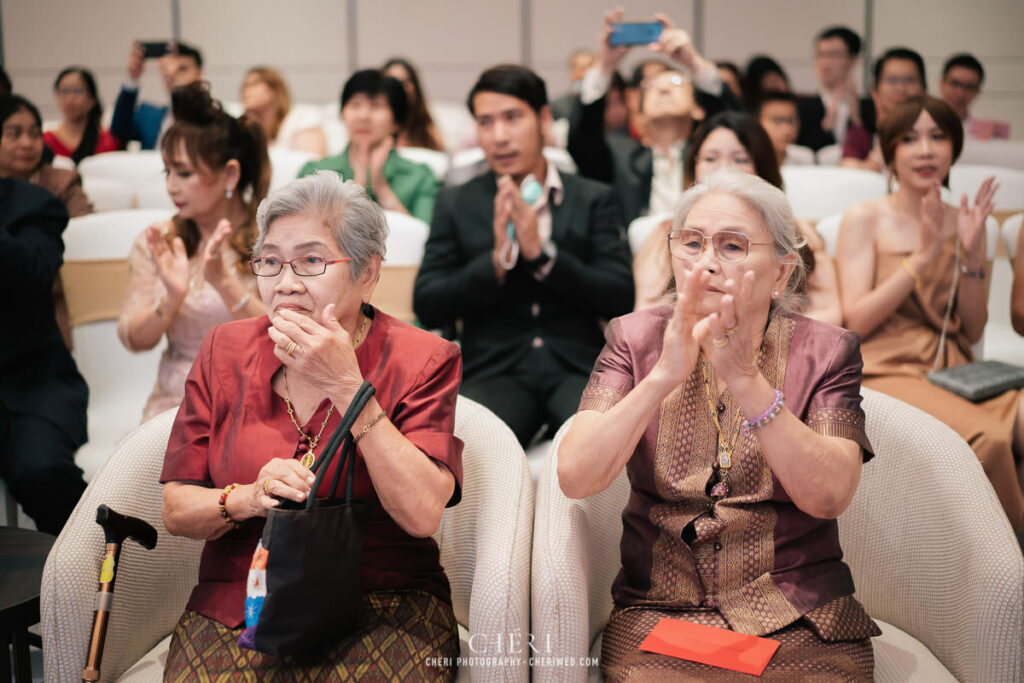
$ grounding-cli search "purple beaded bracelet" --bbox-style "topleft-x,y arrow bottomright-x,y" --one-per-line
742,389 -> 784,434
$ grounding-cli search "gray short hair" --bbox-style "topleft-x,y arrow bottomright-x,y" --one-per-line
673,170 -> 807,312
254,171 -> 388,281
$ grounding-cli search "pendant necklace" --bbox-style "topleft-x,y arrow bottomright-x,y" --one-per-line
281,313 -> 370,468
283,372 -> 335,468
699,346 -> 763,500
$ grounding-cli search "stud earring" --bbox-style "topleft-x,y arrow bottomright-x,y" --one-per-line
773,290 -> 780,298
225,186 -> 234,199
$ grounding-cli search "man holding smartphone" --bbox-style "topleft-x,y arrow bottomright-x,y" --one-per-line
568,9 -> 740,224
110,41 -> 204,150
414,65 -> 634,447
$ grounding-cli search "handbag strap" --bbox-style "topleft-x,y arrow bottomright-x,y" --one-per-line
930,238 -> 962,373
306,381 -> 376,509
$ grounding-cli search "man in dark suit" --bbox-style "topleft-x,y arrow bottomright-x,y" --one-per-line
568,10 -> 740,225
796,26 -> 865,153
0,178 -> 87,533
414,65 -> 633,446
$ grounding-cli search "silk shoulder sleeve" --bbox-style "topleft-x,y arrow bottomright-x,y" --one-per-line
805,329 -> 873,461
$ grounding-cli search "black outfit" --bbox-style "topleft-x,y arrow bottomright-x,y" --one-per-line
0,179 -> 87,534
550,92 -> 578,122
567,82 -> 741,224
413,170 -> 634,445
796,94 -> 877,152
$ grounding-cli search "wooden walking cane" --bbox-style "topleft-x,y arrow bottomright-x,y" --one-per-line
81,504 -> 157,682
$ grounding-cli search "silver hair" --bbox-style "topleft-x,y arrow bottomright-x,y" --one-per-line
253,171 -> 388,281
672,170 -> 807,312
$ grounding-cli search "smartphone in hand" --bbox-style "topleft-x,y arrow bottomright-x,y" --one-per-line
140,41 -> 170,59
609,22 -> 662,47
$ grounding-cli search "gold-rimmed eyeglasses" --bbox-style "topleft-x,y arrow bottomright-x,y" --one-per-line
667,228 -> 773,264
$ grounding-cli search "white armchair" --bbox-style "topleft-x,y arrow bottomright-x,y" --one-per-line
531,388 -> 1023,682
42,396 -> 533,682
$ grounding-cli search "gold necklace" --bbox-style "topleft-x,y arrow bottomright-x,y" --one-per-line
698,346 -> 764,500
280,313 -> 369,468
352,313 -> 369,348
283,372 -> 335,468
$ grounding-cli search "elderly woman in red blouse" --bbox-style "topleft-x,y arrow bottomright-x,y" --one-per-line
160,171 -> 463,681
558,171 -> 880,681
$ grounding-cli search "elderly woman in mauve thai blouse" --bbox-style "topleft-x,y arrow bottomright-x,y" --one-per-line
558,171 -> 880,682
160,172 -> 463,681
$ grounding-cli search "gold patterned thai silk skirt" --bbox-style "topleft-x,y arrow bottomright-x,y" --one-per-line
601,602 -> 874,682
163,590 -> 458,682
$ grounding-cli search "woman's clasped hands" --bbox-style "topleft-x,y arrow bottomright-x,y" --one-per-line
652,266 -> 764,391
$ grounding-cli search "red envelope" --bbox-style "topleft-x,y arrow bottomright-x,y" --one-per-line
638,618 -> 781,676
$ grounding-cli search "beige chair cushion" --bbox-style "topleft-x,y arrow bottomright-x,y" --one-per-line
435,396 -> 533,682
61,259 -> 130,327
840,388 -> 1024,682
372,265 -> 418,323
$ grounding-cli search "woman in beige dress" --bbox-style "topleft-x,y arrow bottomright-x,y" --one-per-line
836,95 -> 1022,530
118,83 -> 269,422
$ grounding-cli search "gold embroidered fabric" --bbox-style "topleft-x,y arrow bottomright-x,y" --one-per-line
807,406 -> 871,452
645,315 -> 812,635
579,384 -> 627,413
804,595 -> 882,642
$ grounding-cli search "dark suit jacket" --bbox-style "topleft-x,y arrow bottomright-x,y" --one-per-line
0,179 -> 87,445
413,170 -> 634,381
796,94 -> 877,152
568,81 -> 741,224
110,86 -> 169,150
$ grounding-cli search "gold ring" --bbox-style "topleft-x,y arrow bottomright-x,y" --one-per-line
712,336 -> 729,348
263,478 -> 275,496
723,324 -> 738,336
285,341 -> 297,356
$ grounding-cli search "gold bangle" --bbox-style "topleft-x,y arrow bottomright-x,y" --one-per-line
901,258 -> 922,289
353,411 -> 387,444
218,483 -> 242,529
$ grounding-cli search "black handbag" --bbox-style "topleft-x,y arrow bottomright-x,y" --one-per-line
923,242 -> 1024,402
238,381 -> 376,660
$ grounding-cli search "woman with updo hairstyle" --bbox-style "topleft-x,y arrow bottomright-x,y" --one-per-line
836,95 -> 1024,530
633,110 -> 841,326
118,82 -> 270,422
43,66 -> 120,163
241,66 -> 327,157
383,57 -> 444,151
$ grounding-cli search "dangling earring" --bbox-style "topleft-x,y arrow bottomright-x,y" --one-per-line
225,185 -> 234,199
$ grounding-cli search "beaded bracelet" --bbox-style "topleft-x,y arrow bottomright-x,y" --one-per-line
742,389 -> 785,434
353,411 -> 387,444
218,483 -> 242,529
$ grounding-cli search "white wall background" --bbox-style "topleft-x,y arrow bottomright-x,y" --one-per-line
4,0 -> 1022,138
